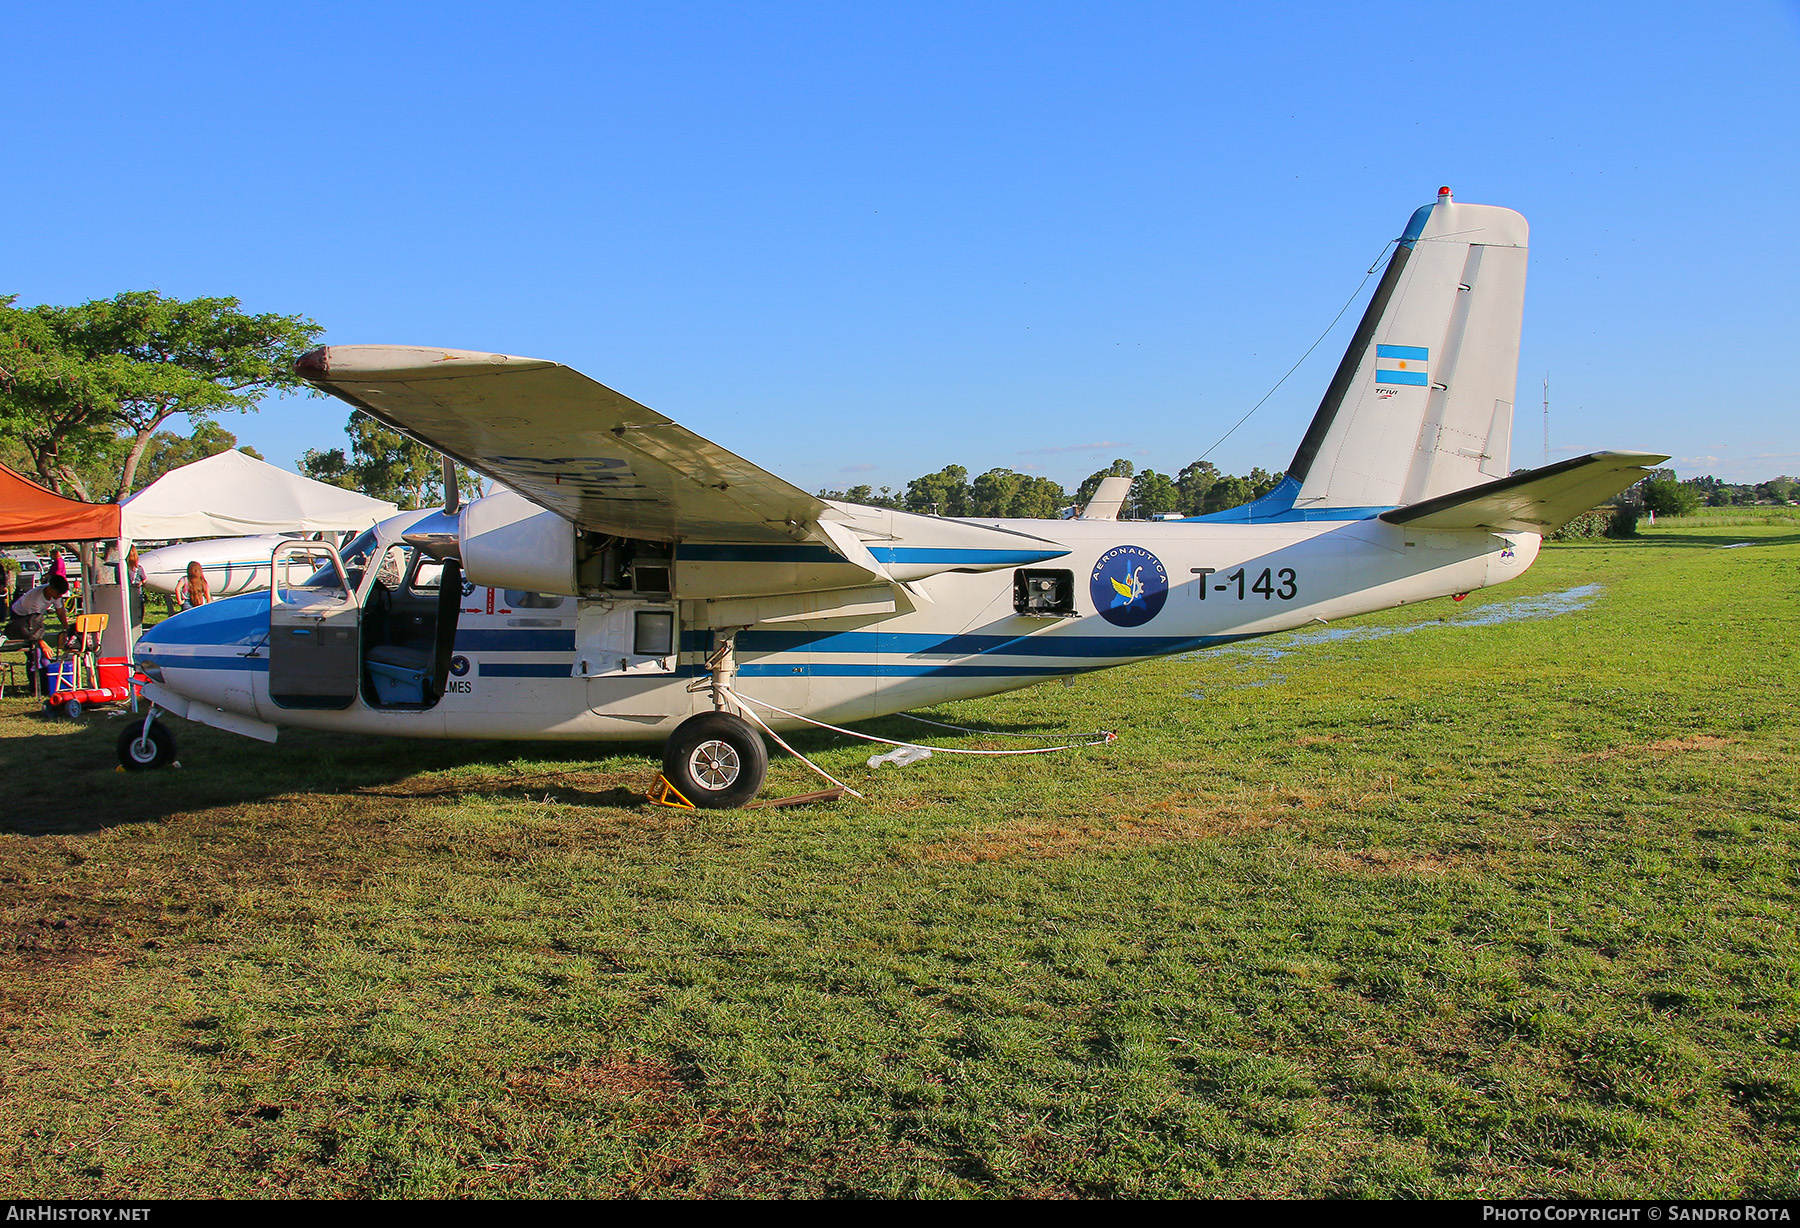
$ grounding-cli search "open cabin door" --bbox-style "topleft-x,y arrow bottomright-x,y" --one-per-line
268,540 -> 360,710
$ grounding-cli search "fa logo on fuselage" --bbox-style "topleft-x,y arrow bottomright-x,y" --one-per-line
1091,545 -> 1168,628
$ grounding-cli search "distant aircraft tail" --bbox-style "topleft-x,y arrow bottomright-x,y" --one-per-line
1200,188 -> 1535,523
1078,475 -> 1133,520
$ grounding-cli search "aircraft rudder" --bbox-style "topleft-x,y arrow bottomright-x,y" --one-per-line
1281,188 -> 1530,518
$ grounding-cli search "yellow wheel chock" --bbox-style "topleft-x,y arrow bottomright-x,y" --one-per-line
646,773 -> 696,809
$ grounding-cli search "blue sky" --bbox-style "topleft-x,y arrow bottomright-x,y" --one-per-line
8,1 -> 1798,490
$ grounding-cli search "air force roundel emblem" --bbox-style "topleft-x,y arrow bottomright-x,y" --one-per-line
1090,545 -> 1169,628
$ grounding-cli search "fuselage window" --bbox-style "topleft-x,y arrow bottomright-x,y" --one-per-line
408,558 -> 446,593
503,590 -> 566,609
634,610 -> 675,656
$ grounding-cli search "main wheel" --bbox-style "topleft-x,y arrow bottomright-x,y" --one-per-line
661,711 -> 768,809
117,720 -> 176,771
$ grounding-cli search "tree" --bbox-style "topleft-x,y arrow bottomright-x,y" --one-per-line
1638,469 -> 1700,517
969,468 -> 1026,518
133,421 -> 262,492
301,410 -> 481,510
1009,475 -> 1067,519
1246,467 -> 1285,501
1175,459 -> 1220,516
0,292 -> 322,500
817,484 -> 902,508
963,469 -> 1068,519
1201,475 -> 1254,514
1074,459 -> 1134,507
1641,478 -> 1699,517
1128,469 -> 1179,518
905,465 -> 970,517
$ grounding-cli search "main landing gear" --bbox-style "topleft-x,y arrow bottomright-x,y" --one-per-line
656,633 -> 770,808
661,711 -> 768,809
117,711 -> 177,771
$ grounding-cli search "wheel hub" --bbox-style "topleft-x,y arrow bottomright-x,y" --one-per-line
689,739 -> 741,789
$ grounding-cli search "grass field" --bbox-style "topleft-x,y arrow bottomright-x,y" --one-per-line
2,523 -> 1796,1198
1648,505 -> 1800,530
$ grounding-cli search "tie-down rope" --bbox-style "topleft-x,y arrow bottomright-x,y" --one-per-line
894,710 -> 1116,742
716,689 -> 1117,800
729,690 -> 1117,757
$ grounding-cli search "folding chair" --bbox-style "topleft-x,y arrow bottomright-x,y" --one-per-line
68,613 -> 108,689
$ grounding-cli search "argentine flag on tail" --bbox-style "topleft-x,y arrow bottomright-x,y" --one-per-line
1374,343 -> 1429,386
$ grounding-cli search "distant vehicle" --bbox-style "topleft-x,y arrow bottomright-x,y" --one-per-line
128,189 -> 1665,807
5,550 -> 44,576
4,551 -> 45,598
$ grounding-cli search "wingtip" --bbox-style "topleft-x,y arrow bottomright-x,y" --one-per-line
289,345 -> 555,381
294,347 -> 330,382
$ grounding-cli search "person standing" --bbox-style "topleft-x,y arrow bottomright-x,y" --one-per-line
177,561 -> 211,609
125,547 -> 147,627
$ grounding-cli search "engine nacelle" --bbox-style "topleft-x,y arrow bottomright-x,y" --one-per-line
458,491 -> 578,595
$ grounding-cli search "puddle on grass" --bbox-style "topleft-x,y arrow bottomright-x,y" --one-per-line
1191,583 -> 1604,665
1188,673 -> 1285,700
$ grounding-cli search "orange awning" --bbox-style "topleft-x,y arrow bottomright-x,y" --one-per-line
0,463 -> 122,544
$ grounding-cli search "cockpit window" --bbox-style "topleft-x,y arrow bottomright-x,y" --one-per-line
338,528 -> 379,573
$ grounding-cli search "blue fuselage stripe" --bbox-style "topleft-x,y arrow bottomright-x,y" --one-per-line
455,629 -> 575,652
734,630 -> 1219,658
677,544 -> 1067,565
478,662 -> 571,678
162,654 -> 269,672
735,663 -> 1078,678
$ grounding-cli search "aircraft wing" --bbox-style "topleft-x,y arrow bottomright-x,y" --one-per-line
1379,451 -> 1669,534
295,346 -> 830,543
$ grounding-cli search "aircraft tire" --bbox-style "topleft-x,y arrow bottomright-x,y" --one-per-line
117,720 -> 176,772
662,711 -> 768,809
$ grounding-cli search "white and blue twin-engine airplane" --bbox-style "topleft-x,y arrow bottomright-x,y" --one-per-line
125,189 -> 1664,806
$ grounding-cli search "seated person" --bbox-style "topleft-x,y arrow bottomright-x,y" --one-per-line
5,574 -> 70,648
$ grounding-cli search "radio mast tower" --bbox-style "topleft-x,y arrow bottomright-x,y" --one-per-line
1542,374 -> 1550,466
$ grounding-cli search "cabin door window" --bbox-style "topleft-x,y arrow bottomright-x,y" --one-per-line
268,541 -> 361,710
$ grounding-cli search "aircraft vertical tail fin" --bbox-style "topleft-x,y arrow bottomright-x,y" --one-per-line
1201,188 -> 1530,523
1078,475 -> 1134,520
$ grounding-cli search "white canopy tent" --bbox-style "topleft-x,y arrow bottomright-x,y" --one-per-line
121,449 -> 397,539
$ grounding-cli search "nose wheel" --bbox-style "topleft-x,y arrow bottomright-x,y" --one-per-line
661,711 -> 768,809
117,714 -> 177,771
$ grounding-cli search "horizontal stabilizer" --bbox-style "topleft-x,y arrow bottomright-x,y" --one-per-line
1379,451 -> 1669,534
